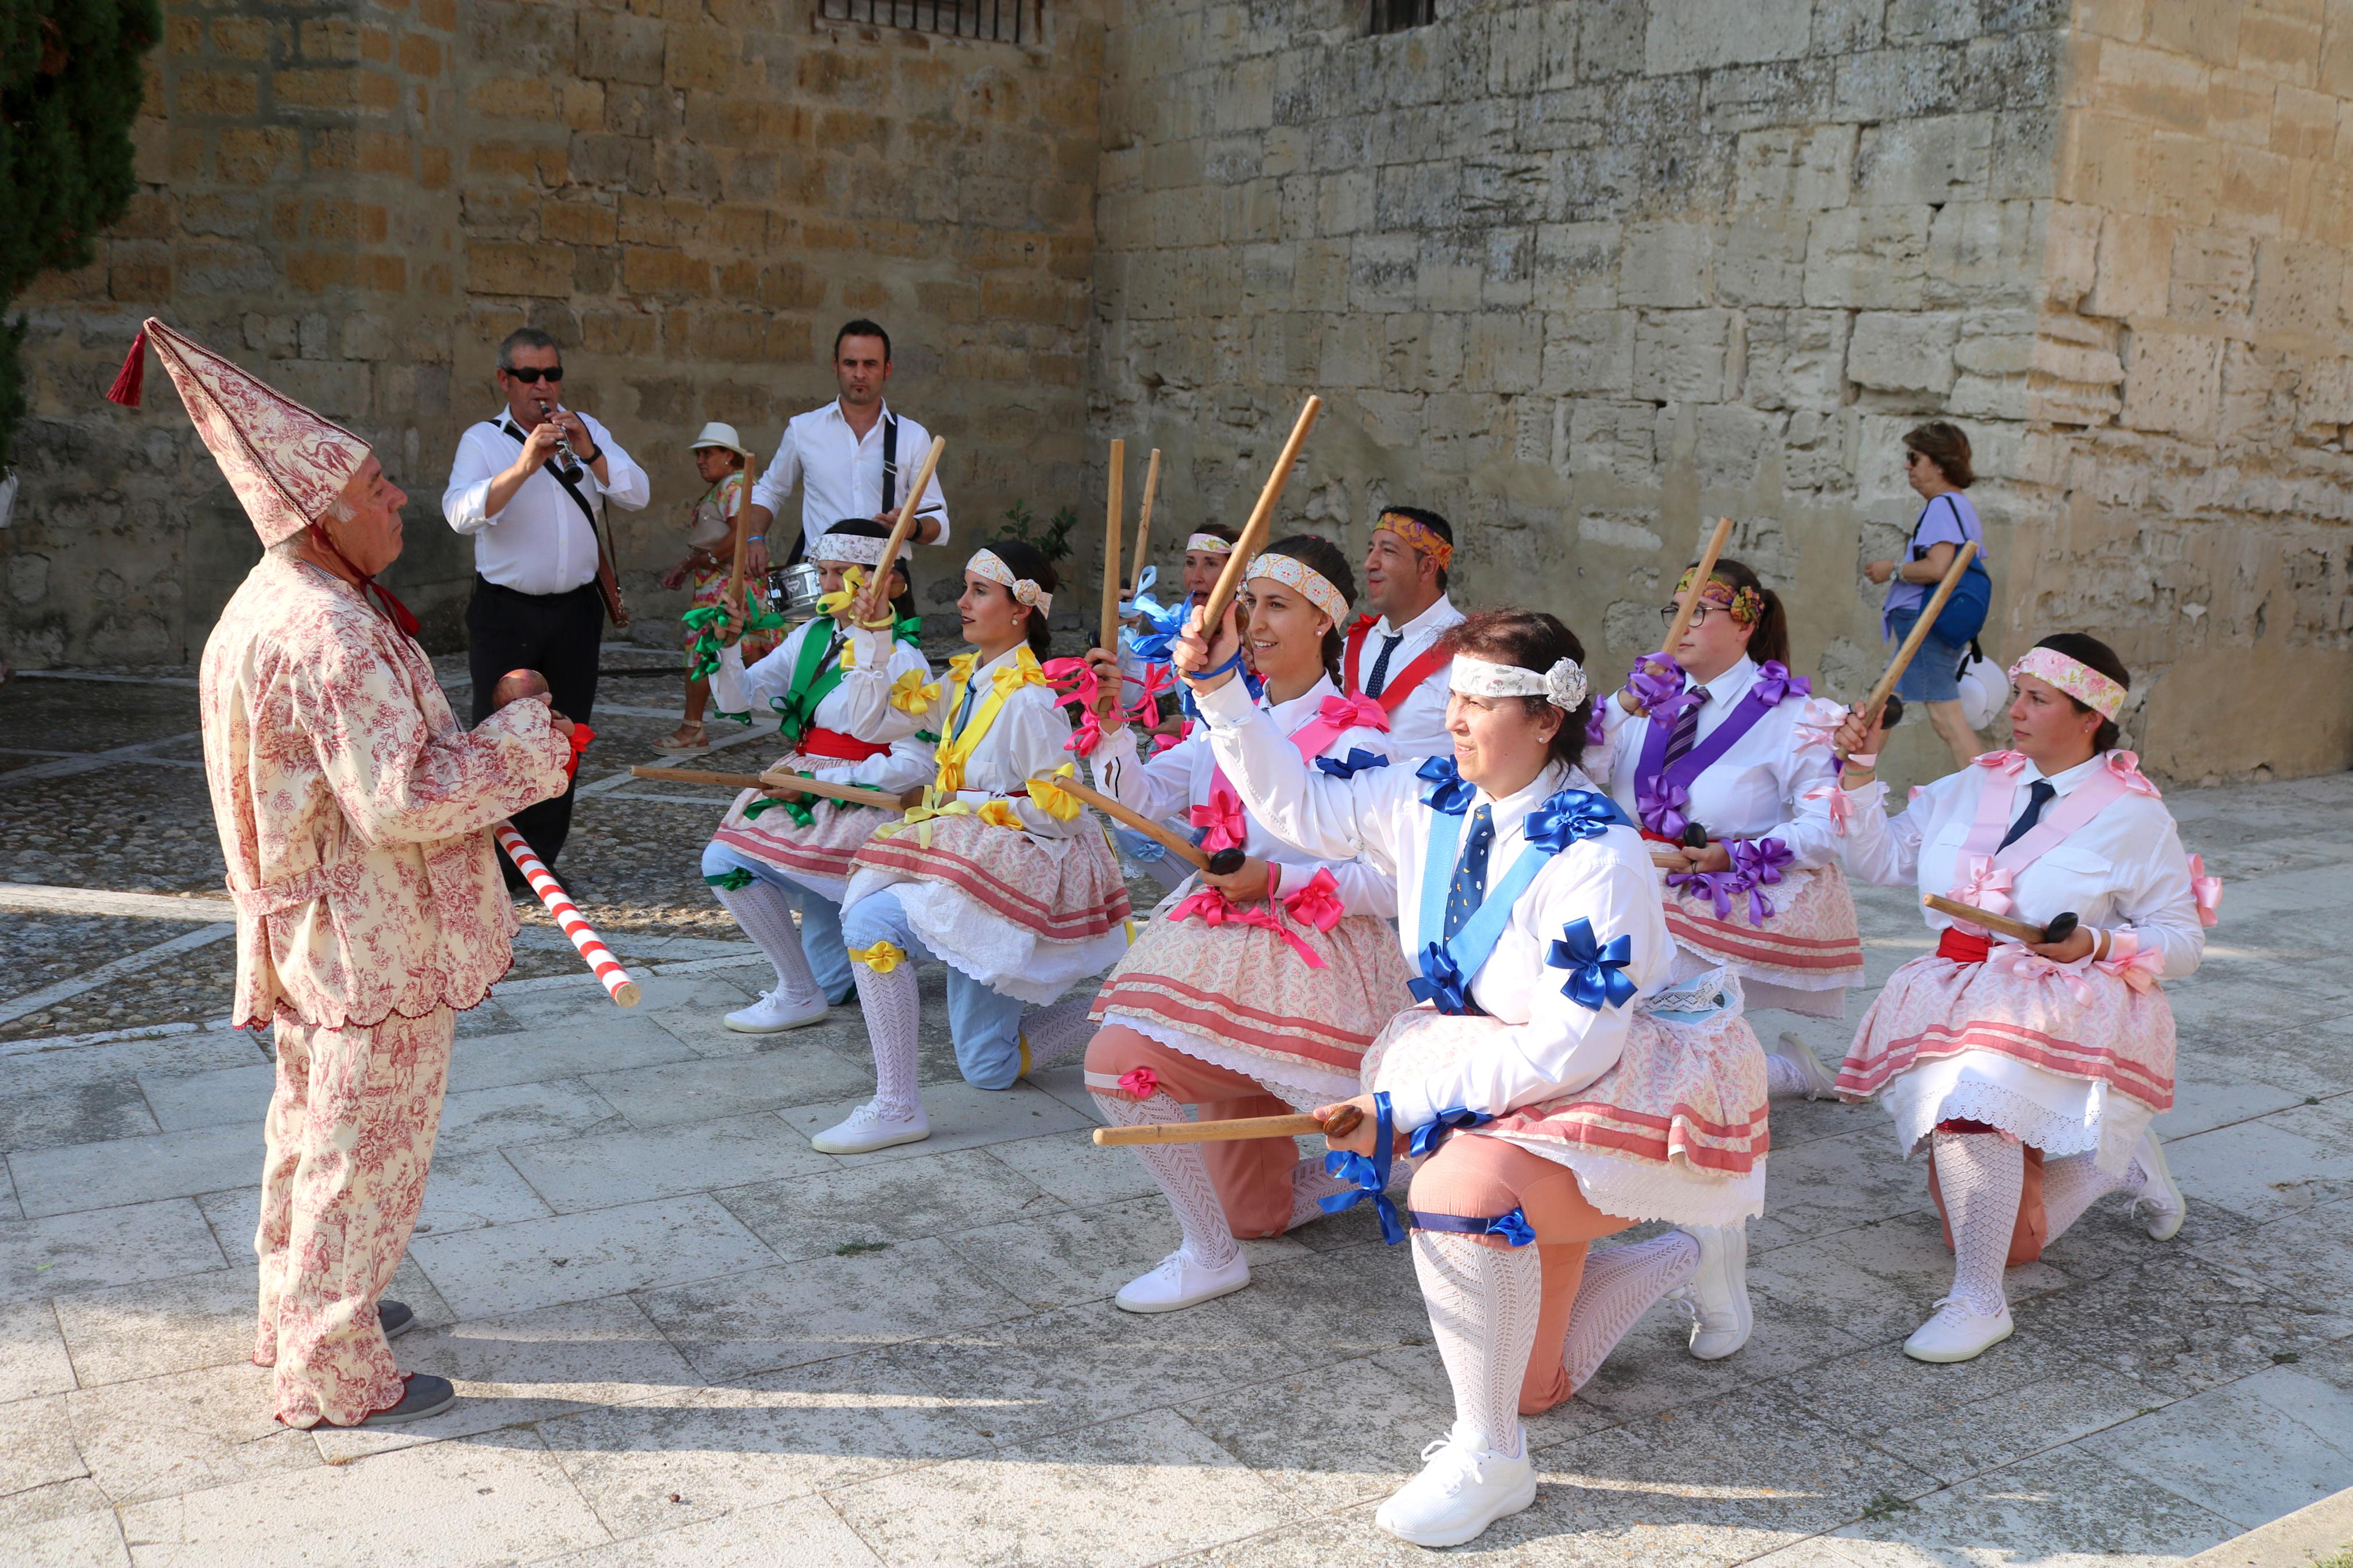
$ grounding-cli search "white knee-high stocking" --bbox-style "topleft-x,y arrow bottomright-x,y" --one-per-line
711,881 -> 821,1005
1411,1231 -> 1541,1458
1933,1129 -> 2024,1314
854,959 -> 923,1120
1559,1231 -> 1699,1394
1092,1089 -> 1241,1270
2040,1148 -> 2153,1242
1018,995 -> 1099,1072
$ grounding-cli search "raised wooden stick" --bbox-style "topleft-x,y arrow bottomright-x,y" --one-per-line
1862,540 -> 1980,724
1199,396 -> 1323,637
858,434 -> 946,622
628,765 -> 917,810
1101,438 -> 1126,655
631,764 -> 766,789
725,449 -> 764,614
1034,773 -> 1209,869
1661,515 -> 1736,663
1093,1103 -> 1362,1146
1128,446 -> 1162,595
1923,892 -> 2046,944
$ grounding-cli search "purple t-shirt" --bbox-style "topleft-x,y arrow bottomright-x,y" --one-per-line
1883,492 -> 1984,636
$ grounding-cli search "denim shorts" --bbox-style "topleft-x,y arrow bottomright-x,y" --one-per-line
1886,609 -> 1966,703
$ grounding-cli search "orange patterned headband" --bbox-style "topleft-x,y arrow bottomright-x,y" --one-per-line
1375,513 -> 1453,571
1674,567 -> 1763,626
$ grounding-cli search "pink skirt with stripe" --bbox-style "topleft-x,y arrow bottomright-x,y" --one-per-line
1665,859 -> 1865,994
849,814 -> 1132,947
707,749 -> 893,901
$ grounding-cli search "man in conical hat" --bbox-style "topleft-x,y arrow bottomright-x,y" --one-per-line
109,319 -> 576,1428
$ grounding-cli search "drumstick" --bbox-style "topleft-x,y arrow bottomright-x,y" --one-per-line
861,435 -> 946,621
1862,541 -> 1979,724
1647,515 -> 1736,705
1922,893 -> 2075,945
1101,438 -> 1125,655
724,450 -> 762,614
1034,773 -> 1210,870
495,824 -> 640,1007
1128,447 -> 1162,596
1093,1103 -> 1363,1146
1199,396 -> 1322,637
629,764 -> 919,810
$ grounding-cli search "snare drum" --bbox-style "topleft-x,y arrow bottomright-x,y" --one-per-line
770,561 -> 825,624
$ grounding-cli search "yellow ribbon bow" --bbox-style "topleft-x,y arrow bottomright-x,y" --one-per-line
886,795 -> 976,849
847,939 -> 905,974
992,661 -> 1052,698
977,800 -> 1024,830
814,566 -> 867,620
1025,763 -> 1085,823
946,652 -> 979,687
890,669 -> 939,714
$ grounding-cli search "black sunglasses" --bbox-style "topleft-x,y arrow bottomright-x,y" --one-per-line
502,365 -> 564,384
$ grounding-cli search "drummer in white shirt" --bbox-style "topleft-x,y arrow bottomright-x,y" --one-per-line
740,319 -> 951,578
1342,507 -> 1467,760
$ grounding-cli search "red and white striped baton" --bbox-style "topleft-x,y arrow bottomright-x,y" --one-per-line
494,823 -> 640,1007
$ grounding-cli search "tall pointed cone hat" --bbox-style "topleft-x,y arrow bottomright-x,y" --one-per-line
107,318 -> 371,546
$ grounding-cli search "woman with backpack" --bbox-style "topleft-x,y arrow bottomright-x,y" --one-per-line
1866,422 -> 1992,773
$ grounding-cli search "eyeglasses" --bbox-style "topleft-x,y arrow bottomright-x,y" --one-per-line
501,365 -> 564,384
1658,604 -> 1720,628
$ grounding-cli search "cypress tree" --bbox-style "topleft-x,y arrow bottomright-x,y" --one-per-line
0,0 -> 160,470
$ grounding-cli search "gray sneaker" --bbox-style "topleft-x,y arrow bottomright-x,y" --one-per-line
326,1374 -> 456,1428
380,1298 -> 415,1340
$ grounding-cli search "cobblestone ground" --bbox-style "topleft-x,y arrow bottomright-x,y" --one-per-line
2,658 -> 2349,1567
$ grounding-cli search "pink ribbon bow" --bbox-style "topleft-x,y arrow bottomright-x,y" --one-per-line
1125,662 -> 1173,723
2187,854 -> 2221,928
1318,691 -> 1390,733
1189,783 -> 1247,855
2104,750 -> 2162,798
1167,884 -> 1329,968
1149,730 -> 1184,756
1116,1066 -> 1160,1099
1990,943 -> 2099,1005
1951,856 -> 2015,922
2095,929 -> 2166,994
1791,698 -> 1843,753
1041,656 -> 1105,756
1973,750 -> 2030,776
1802,782 -> 1851,833
1280,866 -> 1346,935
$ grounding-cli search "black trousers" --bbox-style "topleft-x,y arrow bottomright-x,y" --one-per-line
467,576 -> 602,880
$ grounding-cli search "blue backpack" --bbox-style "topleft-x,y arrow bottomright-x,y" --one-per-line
1915,495 -> 1990,645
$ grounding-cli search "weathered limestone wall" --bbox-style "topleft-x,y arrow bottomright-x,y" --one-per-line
2019,1 -> 2353,783
2,0 -> 1101,663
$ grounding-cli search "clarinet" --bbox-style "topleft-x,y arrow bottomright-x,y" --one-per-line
534,395 -> 584,482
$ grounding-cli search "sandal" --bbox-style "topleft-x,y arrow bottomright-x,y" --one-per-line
653,723 -> 709,755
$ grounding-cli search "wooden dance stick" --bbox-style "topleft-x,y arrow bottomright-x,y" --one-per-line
1034,774 -> 1210,870
724,449 -> 762,614
1093,1103 -> 1363,1146
495,823 -> 640,1007
857,434 -> 947,622
1922,893 -> 2077,947
1199,396 -> 1323,637
1101,438 -> 1126,654
629,764 -> 918,810
1128,447 -> 1163,596
1861,540 -> 1979,724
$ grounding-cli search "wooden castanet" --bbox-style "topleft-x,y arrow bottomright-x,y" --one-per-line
1092,1103 -> 1363,1146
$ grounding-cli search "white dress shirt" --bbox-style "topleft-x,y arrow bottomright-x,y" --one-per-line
1596,656 -> 1847,867
1092,673 -> 1400,918
442,410 -> 650,595
714,621 -> 936,797
750,400 -> 950,563
1343,593 -> 1465,760
1195,674 -> 1672,1130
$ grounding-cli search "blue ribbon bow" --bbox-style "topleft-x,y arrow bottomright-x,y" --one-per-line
1316,748 -> 1391,780
1417,755 -> 1477,815
1407,1105 -> 1495,1158
1408,942 -> 1481,1016
1548,916 -> 1637,1012
1404,1207 -> 1537,1247
1318,1091 -> 1404,1245
1524,788 -> 1628,852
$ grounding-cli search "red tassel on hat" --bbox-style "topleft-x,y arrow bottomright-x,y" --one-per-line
105,325 -> 148,407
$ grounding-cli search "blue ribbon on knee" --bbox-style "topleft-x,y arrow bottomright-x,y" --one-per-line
1407,1207 -> 1537,1247
1406,1104 -> 1494,1158
1318,1091 -> 1404,1245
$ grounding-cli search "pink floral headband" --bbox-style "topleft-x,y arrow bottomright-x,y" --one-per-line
1244,552 -> 1348,623
2009,646 -> 2125,720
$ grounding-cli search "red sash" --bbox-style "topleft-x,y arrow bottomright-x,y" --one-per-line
1936,928 -> 1990,965
1343,621 -> 1449,714
800,727 -> 891,762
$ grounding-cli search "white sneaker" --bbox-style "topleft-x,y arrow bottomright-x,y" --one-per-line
723,989 -> 830,1034
1774,1032 -> 1840,1099
2127,1129 -> 2187,1240
1902,1295 -> 2013,1363
810,1098 -> 929,1154
1673,1223 -> 1751,1361
1113,1247 -> 1251,1313
1374,1427 -> 1539,1548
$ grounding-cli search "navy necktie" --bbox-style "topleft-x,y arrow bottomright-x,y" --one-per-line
1441,805 -> 1495,941
1998,779 -> 2057,851
1661,685 -> 1710,768
1364,633 -> 1406,698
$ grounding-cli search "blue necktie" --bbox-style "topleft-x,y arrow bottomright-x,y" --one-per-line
1364,633 -> 1405,698
1998,780 -> 2056,851
1442,805 -> 1495,941
952,679 -> 981,741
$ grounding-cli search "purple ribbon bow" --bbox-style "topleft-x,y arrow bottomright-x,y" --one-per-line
1749,660 -> 1811,708
1637,777 -> 1692,840
1666,867 -> 1744,919
1624,653 -> 1687,719
1729,835 -> 1794,923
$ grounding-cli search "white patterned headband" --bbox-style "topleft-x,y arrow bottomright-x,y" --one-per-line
2010,646 -> 2125,720
814,532 -> 887,568
1450,654 -> 1589,712
967,549 -> 1052,613
1185,533 -> 1234,554
1244,552 -> 1348,623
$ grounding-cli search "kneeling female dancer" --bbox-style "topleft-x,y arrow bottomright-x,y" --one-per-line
822,541 -> 1133,1153
1076,536 -> 1414,1312
700,520 -> 936,1031
1832,634 -> 2211,1363
1173,606 -> 1768,1548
